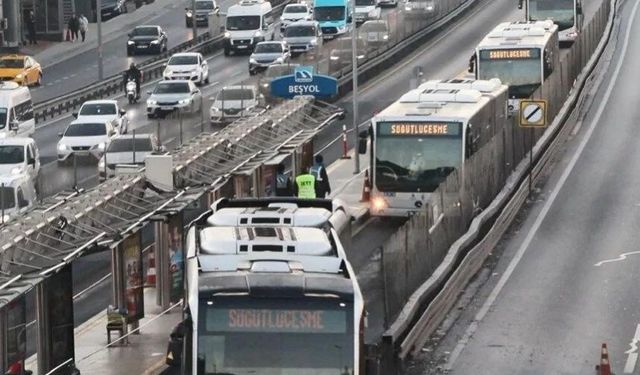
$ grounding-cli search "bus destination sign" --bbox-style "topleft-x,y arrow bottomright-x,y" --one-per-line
207,308 -> 347,334
479,48 -> 540,60
378,122 -> 462,137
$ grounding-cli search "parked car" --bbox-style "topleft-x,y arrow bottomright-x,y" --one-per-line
127,25 -> 168,56
185,0 -> 219,27
210,85 -> 263,125
329,37 -> 368,72
280,3 -> 313,31
146,80 -> 202,118
98,134 -> 163,181
0,54 -> 42,86
73,100 -> 129,134
163,52 -> 209,85
360,19 -> 390,49
282,20 -> 323,56
57,120 -> 118,164
258,63 -> 299,100
249,41 -> 290,75
0,137 -> 40,189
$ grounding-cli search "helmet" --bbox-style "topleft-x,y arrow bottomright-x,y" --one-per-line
129,62 -> 136,70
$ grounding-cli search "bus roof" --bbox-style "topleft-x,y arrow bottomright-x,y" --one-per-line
374,78 -> 508,122
477,20 -> 558,50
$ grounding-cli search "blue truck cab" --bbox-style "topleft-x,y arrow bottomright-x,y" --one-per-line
313,0 -> 353,39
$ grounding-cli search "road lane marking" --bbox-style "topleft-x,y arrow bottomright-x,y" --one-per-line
594,251 -> 640,267
445,0 -> 640,369
624,324 -> 640,373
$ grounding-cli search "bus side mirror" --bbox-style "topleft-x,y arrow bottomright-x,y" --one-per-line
9,120 -> 19,131
577,2 -> 583,14
468,54 -> 476,73
517,0 -> 523,9
358,138 -> 367,154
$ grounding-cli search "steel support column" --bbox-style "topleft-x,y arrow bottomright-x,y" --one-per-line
155,220 -> 171,310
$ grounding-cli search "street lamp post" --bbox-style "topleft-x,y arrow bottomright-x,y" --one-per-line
97,0 -> 104,80
192,0 -> 198,40
350,8 -> 360,174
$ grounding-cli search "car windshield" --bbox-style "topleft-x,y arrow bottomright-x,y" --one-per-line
168,55 -> 199,65
226,15 -> 260,30
0,146 -> 24,164
0,59 -> 24,69
255,43 -> 283,53
0,186 -> 15,210
0,108 -> 7,129
132,27 -> 158,36
285,25 -> 315,37
478,48 -> 543,98
195,1 -> 215,9
285,5 -> 307,13
64,123 -> 107,137
528,0 -> 575,30
314,6 -> 345,21
107,137 -> 154,153
154,82 -> 191,94
79,103 -> 117,116
219,88 -> 255,101
362,22 -> 388,32
374,122 -> 463,192
265,65 -> 297,77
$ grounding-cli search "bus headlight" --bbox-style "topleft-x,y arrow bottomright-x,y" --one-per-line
372,196 -> 386,212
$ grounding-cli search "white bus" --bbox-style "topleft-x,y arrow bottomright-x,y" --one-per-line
471,20 -> 559,111
180,198 -> 365,374
358,79 -> 509,217
521,0 -> 582,46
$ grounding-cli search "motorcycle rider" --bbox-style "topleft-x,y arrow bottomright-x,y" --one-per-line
124,63 -> 142,99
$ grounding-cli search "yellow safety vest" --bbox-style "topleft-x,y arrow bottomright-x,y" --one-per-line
296,174 -> 316,199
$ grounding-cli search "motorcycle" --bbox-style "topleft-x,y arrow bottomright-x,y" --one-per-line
126,78 -> 138,104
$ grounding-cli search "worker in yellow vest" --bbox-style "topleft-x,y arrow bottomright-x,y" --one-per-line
294,165 -> 317,199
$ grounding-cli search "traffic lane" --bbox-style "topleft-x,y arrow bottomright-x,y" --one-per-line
440,2 -> 640,373
31,0 -> 239,104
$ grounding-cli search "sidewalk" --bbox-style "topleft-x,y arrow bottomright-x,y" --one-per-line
19,0 -> 178,68
26,288 -> 182,375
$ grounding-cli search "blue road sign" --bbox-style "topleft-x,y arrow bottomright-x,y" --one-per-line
271,66 -> 338,99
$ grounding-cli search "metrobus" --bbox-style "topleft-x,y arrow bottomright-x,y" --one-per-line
358,79 -> 509,217
521,0 -> 582,46
181,198 -> 365,374
471,20 -> 559,111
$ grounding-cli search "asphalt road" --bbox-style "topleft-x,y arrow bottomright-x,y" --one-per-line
406,1 -> 640,374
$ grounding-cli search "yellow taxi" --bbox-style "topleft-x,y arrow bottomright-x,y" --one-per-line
0,54 -> 42,86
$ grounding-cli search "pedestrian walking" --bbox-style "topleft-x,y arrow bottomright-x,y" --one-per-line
275,163 -> 293,196
68,13 -> 79,42
309,154 -> 331,198
294,165 -> 316,199
79,14 -> 89,42
26,11 -> 37,45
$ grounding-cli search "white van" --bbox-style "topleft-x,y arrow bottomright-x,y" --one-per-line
0,172 -> 36,224
0,82 -> 35,139
224,0 -> 277,55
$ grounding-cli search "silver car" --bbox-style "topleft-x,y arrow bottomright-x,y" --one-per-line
282,20 -> 323,56
99,134 -> 163,181
146,80 -> 202,119
249,41 -> 291,75
360,20 -> 390,49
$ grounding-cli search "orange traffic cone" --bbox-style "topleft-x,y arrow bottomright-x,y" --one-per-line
595,343 -> 612,375
360,170 -> 371,202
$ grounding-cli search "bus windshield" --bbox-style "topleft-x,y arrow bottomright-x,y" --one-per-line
314,6 -> 346,21
198,296 -> 354,374
528,0 -> 575,30
478,48 -> 542,98
375,122 -> 463,193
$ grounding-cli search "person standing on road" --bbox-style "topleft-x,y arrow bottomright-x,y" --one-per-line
275,163 -> 293,196
26,11 -> 37,45
294,165 -> 316,199
79,14 -> 89,42
310,154 -> 331,198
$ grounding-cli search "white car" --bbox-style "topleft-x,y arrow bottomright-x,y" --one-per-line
0,173 -> 36,223
210,85 -> 262,124
163,52 -> 210,86
146,80 -> 203,119
99,134 -> 163,181
280,3 -> 313,31
355,0 -> 381,23
57,120 -> 118,163
74,100 -> 129,134
0,137 -> 40,188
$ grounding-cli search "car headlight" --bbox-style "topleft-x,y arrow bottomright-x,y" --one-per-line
262,82 -> 269,88
178,98 -> 190,104
249,57 -> 257,64
330,55 -> 340,60
210,106 -> 220,112
309,38 -> 318,45
147,100 -> 157,106
151,40 -> 160,44
338,25 -> 346,31
426,5 -> 433,10
405,5 -> 411,10
224,31 -> 231,38
383,34 -> 389,40
275,57 -> 284,63
10,167 -> 22,175
15,74 -> 23,79
98,142 -> 106,151
357,54 -> 365,59
58,143 -> 68,152
254,31 -> 263,37
98,158 -> 105,169
127,40 -> 135,45
372,196 -> 387,212
186,11 -> 193,17
164,69 -> 172,76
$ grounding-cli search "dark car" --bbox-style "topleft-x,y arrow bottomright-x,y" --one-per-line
100,0 -> 127,20
127,25 -> 168,56
185,0 -> 219,27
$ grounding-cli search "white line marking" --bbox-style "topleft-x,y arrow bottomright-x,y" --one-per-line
624,324 -> 640,373
445,0 -> 640,370
594,251 -> 640,267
